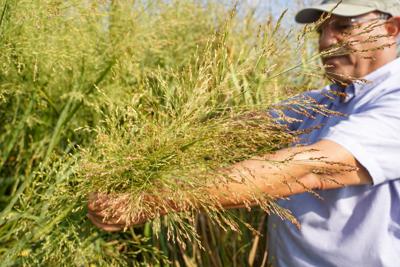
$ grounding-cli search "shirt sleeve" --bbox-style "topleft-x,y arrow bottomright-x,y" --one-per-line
321,89 -> 400,185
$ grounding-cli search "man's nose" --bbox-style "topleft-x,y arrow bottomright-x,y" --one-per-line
319,27 -> 341,52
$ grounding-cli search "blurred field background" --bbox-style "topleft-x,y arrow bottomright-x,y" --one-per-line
0,0 -> 327,266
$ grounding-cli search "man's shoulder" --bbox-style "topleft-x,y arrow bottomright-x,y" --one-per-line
364,57 -> 400,94
358,65 -> 400,105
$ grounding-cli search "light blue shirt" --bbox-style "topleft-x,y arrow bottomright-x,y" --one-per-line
268,57 -> 400,267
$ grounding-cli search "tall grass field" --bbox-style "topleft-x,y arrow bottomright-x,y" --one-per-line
0,0 -> 329,266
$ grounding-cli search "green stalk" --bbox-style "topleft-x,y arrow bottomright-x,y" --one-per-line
44,60 -> 114,164
0,0 -> 8,31
0,98 -> 34,173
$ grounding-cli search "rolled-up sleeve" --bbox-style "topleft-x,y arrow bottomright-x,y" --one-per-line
321,90 -> 400,185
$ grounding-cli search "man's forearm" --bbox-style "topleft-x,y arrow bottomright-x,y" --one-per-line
206,139 -> 372,209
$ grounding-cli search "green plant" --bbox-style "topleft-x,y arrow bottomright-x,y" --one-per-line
0,1 -> 329,266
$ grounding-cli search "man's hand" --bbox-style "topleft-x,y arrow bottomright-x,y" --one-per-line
87,191 -> 176,232
87,192 -> 147,232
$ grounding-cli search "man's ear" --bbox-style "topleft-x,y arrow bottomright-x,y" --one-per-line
385,16 -> 400,38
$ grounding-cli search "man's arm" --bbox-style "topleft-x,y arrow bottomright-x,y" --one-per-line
87,139 -> 372,231
209,139 -> 372,209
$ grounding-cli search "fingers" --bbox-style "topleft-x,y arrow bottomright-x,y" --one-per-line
88,195 -> 126,224
87,192 -> 110,212
88,193 -> 127,217
87,192 -> 159,232
87,192 -> 145,231
87,209 -> 148,232
87,192 -> 127,232
87,212 -> 125,232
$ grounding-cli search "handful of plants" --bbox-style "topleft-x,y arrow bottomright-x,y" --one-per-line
80,86 -> 341,239
80,108 -> 299,240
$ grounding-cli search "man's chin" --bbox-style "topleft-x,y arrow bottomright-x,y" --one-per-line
324,70 -> 352,86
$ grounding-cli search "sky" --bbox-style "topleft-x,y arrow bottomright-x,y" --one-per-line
239,0 -> 317,26
239,0 -> 321,26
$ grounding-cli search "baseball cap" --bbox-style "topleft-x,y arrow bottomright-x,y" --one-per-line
295,0 -> 400,24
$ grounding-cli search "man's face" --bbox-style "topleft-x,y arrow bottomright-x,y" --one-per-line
318,12 -> 392,84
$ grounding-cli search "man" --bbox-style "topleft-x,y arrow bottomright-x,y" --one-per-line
88,0 -> 400,266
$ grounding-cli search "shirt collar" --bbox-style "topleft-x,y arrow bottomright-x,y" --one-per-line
328,57 -> 400,104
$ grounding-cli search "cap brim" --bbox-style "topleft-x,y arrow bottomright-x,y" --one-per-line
295,4 -> 376,24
